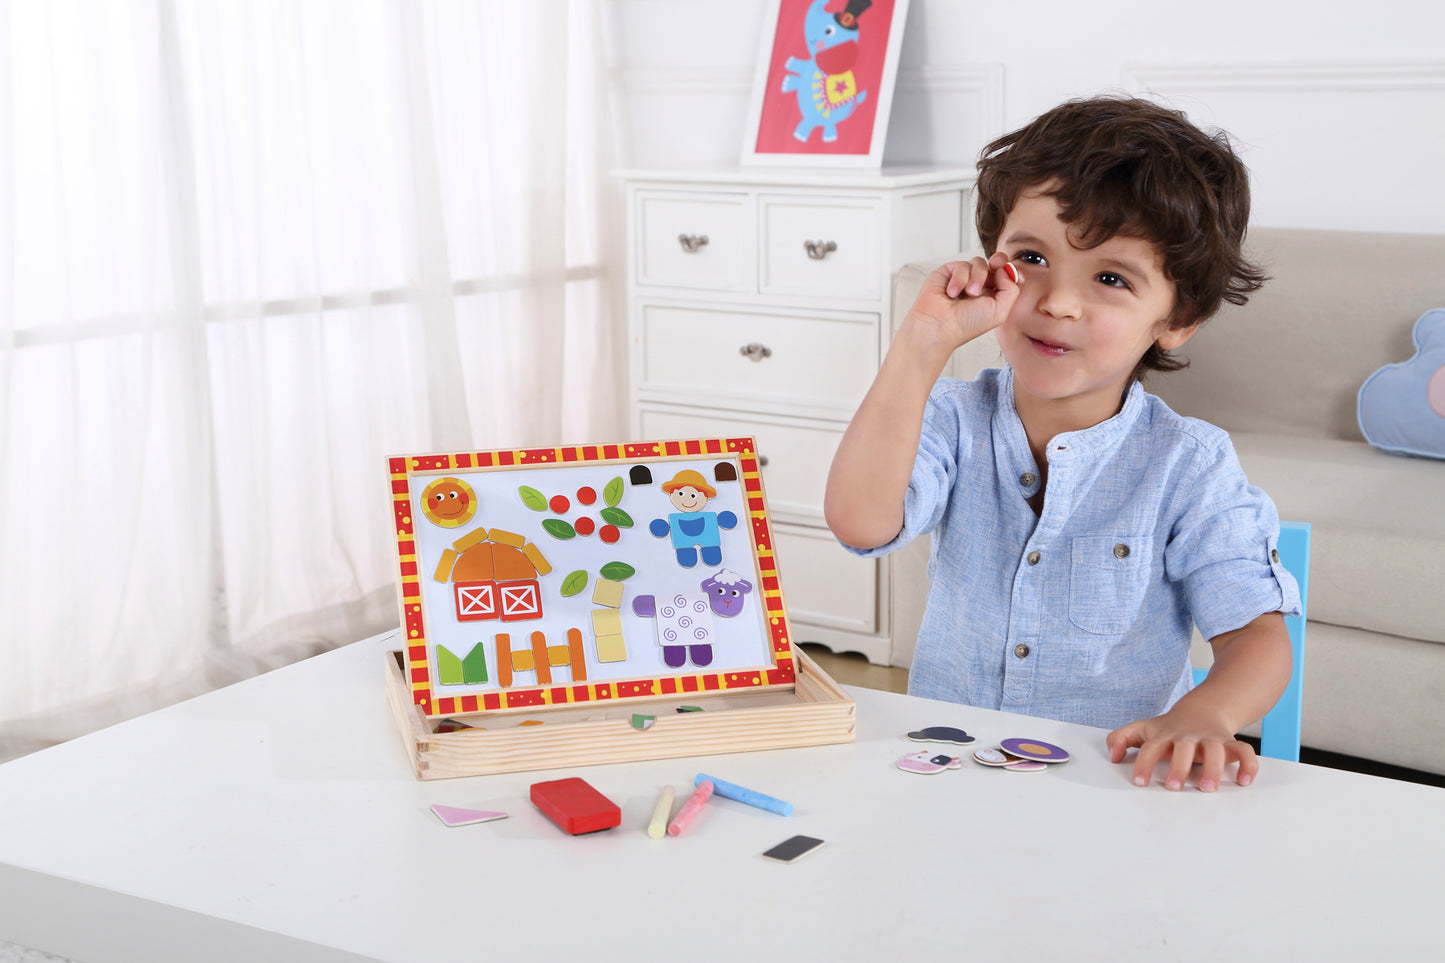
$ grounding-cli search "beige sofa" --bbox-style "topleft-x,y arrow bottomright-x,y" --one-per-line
888,228 -> 1445,776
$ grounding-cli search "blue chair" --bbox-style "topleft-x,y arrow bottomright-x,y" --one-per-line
1191,521 -> 1311,762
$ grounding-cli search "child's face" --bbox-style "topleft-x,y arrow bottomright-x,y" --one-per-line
668,486 -> 708,512
993,185 -> 1195,429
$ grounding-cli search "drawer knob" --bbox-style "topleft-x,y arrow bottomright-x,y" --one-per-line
739,342 -> 772,362
677,233 -> 710,253
758,454 -> 770,468
803,239 -> 837,260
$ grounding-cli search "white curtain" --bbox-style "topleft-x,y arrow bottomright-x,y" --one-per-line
0,0 -> 623,760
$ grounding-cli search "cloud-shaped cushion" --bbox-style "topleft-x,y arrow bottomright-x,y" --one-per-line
1357,308 -> 1445,460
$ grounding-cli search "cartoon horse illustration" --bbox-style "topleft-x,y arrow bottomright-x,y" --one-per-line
779,0 -> 873,144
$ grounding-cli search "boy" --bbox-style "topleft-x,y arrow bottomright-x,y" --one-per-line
824,97 -> 1300,792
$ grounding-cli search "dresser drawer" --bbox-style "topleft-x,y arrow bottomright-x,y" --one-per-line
635,405 -> 842,524
636,191 -> 752,292
760,196 -> 882,301
637,303 -> 877,414
772,523 -> 878,635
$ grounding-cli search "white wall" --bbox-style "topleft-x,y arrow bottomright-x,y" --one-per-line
603,0 -> 1445,233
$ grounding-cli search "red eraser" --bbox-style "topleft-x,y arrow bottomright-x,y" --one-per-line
530,777 -> 621,835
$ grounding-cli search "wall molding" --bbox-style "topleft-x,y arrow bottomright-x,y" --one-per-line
885,63 -> 1004,166
1121,59 -> 1445,233
616,63 -> 1007,105
1125,60 -> 1445,94
615,66 -> 752,96
614,62 -> 1007,168
894,63 -> 1005,135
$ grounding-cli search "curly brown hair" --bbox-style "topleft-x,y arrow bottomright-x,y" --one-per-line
975,96 -> 1267,376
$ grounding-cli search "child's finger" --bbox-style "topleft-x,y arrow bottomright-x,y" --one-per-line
988,262 -> 1023,322
1130,735 -> 1170,787
940,259 -> 981,299
1198,741 -> 1227,793
1163,740 -> 1197,791
1105,722 -> 1143,763
985,251 -> 1021,286
1231,740 -> 1259,787
959,258 -> 995,298
942,258 -> 965,296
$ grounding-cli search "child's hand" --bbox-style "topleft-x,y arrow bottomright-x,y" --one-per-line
899,253 -> 1022,356
1106,702 -> 1259,793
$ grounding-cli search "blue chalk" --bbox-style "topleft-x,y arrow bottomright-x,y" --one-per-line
695,773 -> 792,816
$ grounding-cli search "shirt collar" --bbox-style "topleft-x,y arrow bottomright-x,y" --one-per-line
997,363 -> 1147,467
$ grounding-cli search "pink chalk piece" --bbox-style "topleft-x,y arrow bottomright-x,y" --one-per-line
667,780 -> 715,837
431,804 -> 509,827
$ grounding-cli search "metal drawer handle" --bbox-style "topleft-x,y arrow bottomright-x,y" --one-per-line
804,239 -> 837,260
677,233 -> 710,253
739,342 -> 772,362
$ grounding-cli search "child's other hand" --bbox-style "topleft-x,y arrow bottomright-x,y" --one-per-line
901,253 -> 1021,354
1106,703 -> 1259,793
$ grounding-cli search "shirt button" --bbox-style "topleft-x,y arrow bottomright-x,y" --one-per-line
1027,551 -> 1041,565
1020,472 -> 1036,487
1271,549 -> 1280,563
1015,643 -> 1030,659
1113,543 -> 1130,559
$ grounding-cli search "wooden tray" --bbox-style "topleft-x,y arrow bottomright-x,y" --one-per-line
384,649 -> 855,780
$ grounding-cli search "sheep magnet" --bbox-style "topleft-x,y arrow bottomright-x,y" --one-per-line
701,568 -> 753,618
633,569 -> 753,668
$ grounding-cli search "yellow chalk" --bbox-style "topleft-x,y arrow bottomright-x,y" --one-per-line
647,785 -> 675,839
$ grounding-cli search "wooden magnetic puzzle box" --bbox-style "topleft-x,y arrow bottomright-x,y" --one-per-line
388,438 -> 796,719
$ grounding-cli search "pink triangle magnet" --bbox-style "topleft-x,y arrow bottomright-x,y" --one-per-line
431,804 -> 509,827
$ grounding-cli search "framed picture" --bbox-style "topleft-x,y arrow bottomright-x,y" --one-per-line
388,437 -> 797,718
741,0 -> 909,167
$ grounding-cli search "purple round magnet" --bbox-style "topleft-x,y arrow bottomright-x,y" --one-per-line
999,738 -> 1070,763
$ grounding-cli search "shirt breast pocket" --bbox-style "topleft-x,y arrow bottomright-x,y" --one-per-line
1068,535 -> 1154,635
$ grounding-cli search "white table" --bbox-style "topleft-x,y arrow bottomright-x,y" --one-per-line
0,630 -> 1439,962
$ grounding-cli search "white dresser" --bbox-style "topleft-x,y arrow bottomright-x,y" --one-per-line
620,167 -> 975,666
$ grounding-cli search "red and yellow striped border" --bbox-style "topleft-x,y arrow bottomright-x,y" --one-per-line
389,437 -> 796,717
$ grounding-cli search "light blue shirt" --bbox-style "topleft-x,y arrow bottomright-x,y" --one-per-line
845,366 -> 1301,730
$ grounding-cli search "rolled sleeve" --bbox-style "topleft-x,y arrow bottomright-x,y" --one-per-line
838,382 -> 963,559
1164,435 -> 1302,640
